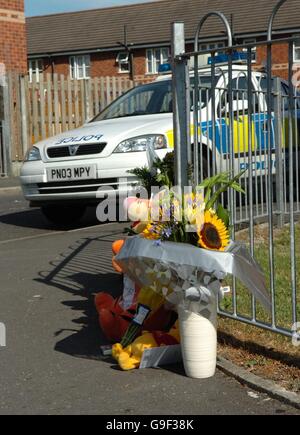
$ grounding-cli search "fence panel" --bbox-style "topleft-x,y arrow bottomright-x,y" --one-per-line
6,73 -> 151,161
172,6 -> 299,340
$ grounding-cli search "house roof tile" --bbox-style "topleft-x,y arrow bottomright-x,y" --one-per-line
26,0 -> 300,56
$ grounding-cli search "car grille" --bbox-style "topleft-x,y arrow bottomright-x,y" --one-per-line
37,178 -> 119,194
47,143 -> 107,159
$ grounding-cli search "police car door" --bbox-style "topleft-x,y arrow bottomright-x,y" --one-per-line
217,72 -> 262,175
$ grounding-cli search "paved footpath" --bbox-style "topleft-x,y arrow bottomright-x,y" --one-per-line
0,189 -> 299,414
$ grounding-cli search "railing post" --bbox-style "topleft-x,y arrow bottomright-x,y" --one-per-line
266,0 -> 290,329
274,77 -> 285,228
171,22 -> 191,188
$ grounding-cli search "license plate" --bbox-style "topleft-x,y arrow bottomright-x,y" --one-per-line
47,165 -> 96,182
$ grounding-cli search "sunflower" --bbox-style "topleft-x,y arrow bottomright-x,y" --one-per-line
198,210 -> 230,251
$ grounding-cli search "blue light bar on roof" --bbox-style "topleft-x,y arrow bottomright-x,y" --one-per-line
208,52 -> 249,65
158,63 -> 172,74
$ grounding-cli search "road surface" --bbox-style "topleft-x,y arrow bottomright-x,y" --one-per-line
0,190 -> 299,415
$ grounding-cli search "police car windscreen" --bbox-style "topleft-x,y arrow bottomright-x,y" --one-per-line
92,80 -> 173,121
91,74 -> 218,122
190,75 -> 219,109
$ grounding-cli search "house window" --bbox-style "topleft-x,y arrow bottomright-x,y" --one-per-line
294,39 -> 300,62
146,48 -> 170,74
200,42 -> 224,52
28,59 -> 43,82
196,42 -> 224,66
242,39 -> 257,62
116,52 -> 130,73
70,55 -> 91,79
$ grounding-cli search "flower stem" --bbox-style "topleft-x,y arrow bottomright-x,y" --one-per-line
120,323 -> 142,348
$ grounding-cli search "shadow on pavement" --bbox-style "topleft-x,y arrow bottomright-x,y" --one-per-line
0,209 -> 54,230
0,206 -> 101,231
36,230 -> 124,360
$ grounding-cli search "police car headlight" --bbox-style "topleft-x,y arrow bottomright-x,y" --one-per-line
114,135 -> 167,153
24,147 -> 42,162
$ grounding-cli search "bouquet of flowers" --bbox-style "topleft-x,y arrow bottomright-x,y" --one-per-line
113,154 -> 270,378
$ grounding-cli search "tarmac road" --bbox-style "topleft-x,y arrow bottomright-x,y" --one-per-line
0,189 -> 104,243
0,189 -> 299,415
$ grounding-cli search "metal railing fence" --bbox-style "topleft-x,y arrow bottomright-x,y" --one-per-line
171,0 -> 299,339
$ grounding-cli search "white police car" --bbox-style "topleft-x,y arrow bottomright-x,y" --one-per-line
20,58 -> 297,225
20,78 -> 173,225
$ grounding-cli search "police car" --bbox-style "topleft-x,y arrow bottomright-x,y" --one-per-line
20,57 -> 297,225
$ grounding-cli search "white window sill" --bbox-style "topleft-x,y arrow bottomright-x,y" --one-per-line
70,77 -> 90,80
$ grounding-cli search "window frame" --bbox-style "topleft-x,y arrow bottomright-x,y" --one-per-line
196,42 -> 225,66
28,59 -> 44,83
146,47 -> 170,75
242,39 -> 257,63
200,42 -> 225,51
69,55 -> 91,80
293,38 -> 300,63
116,52 -> 130,74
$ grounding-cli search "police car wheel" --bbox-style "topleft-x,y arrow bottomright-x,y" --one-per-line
41,205 -> 86,226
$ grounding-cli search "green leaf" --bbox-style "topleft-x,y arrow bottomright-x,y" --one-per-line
231,183 -> 245,194
200,170 -> 247,210
216,204 -> 230,229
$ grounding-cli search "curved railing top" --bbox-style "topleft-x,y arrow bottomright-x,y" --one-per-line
194,1 -> 290,49
267,0 -> 288,41
194,11 -> 233,51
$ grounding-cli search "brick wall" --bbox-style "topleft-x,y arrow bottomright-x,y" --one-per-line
255,44 -> 290,80
91,51 -> 121,77
39,48 -> 158,81
32,40 -> 295,82
91,48 -> 154,78
0,0 -> 27,73
0,0 -> 23,10
43,56 -> 70,76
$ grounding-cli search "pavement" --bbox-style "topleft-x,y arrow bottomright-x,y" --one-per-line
0,177 -> 21,190
0,188 -> 299,415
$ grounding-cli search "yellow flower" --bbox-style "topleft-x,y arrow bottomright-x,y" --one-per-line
183,191 -> 205,226
198,210 -> 230,251
142,223 -> 162,240
185,207 -> 205,226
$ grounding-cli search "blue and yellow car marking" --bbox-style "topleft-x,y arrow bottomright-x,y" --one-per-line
165,113 -> 292,156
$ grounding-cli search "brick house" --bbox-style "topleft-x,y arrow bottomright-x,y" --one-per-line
26,0 -> 300,82
0,1 -> 27,177
0,0 -> 27,73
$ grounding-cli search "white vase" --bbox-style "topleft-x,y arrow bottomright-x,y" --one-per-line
178,297 -> 217,379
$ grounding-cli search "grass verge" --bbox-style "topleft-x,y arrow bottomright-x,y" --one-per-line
217,222 -> 300,393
